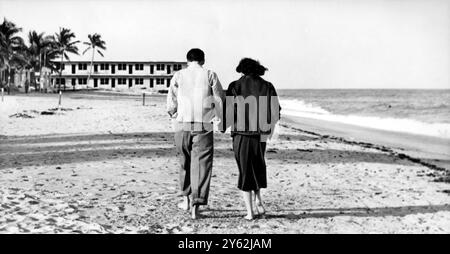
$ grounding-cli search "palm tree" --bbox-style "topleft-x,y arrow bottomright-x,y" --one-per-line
53,27 -> 79,92
27,31 -> 54,91
41,37 -> 59,71
17,45 -> 33,93
0,18 -> 26,94
83,33 -> 106,87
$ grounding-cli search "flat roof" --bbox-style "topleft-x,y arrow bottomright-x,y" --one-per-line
50,75 -> 174,78
53,60 -> 187,64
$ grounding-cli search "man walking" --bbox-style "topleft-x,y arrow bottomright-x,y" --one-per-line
167,48 -> 225,219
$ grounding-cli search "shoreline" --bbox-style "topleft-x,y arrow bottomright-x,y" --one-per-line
281,115 -> 450,175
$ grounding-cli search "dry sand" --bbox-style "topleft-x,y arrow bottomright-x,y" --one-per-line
0,92 -> 449,234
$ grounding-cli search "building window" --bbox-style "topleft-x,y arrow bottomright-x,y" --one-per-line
78,78 -> 87,85
167,78 -> 171,88
135,64 -> 144,71
150,78 -> 154,88
100,78 -> 109,85
100,63 -> 109,70
118,64 -> 127,70
56,63 -> 65,70
173,64 -> 182,71
156,64 -> 165,71
118,78 -> 127,85
78,63 -> 88,70
135,78 -> 143,85
156,78 -> 165,85
55,78 -> 65,85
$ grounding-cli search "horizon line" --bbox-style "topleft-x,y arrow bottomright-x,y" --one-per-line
277,88 -> 450,90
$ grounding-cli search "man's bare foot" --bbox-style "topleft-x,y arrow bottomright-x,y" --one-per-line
244,214 -> 254,221
191,205 -> 200,219
177,202 -> 189,211
177,197 -> 190,211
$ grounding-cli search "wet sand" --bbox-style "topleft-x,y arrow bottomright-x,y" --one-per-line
283,116 -> 450,171
0,92 -> 449,233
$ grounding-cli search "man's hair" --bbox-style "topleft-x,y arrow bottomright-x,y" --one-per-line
186,48 -> 205,62
236,58 -> 268,76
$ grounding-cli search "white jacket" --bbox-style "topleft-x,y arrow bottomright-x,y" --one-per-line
167,62 -> 225,130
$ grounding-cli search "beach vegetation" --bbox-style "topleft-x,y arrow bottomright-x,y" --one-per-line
82,33 -> 106,88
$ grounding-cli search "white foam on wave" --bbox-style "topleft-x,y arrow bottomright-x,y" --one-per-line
280,99 -> 450,139
281,99 -> 331,115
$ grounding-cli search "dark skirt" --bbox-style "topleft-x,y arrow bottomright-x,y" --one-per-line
232,134 -> 267,191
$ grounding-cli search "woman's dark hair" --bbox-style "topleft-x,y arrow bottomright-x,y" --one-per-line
186,48 -> 205,62
236,58 -> 267,76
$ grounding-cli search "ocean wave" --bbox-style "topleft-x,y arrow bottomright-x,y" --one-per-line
280,99 -> 450,139
281,99 -> 330,115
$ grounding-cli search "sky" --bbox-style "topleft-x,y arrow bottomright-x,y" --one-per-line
1,0 -> 449,89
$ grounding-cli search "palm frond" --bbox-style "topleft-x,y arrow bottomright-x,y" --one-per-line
65,46 -> 79,55
82,47 -> 91,55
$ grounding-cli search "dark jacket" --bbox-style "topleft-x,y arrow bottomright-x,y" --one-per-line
223,75 -> 280,136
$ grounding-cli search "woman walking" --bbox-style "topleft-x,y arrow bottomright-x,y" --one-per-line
225,58 -> 280,220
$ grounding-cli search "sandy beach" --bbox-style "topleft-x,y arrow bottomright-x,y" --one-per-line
0,92 -> 449,234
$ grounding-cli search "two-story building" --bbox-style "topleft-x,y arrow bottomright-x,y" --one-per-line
50,60 -> 187,91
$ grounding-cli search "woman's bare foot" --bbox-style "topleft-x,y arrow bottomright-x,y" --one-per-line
253,190 -> 265,215
242,191 -> 254,221
254,202 -> 266,215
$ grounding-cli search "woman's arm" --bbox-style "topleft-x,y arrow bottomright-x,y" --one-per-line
166,72 -> 179,118
220,82 -> 236,133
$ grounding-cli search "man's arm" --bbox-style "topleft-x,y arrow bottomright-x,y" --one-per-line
166,72 -> 179,118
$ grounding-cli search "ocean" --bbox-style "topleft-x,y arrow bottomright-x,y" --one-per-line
277,89 -> 450,139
